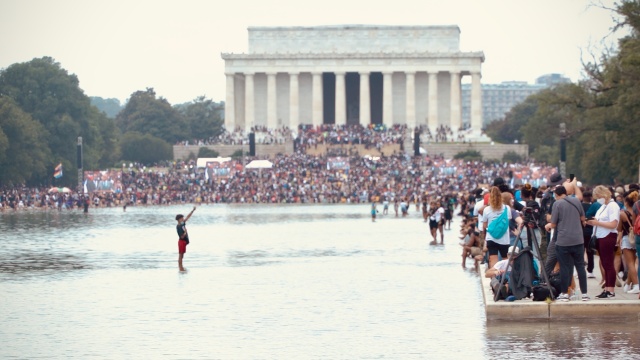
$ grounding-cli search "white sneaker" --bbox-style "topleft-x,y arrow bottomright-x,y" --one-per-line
628,285 -> 640,294
557,293 -> 570,302
624,283 -> 631,293
587,272 -> 596,278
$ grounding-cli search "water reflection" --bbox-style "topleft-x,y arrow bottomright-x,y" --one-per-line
486,321 -> 640,359
1,205 -> 638,358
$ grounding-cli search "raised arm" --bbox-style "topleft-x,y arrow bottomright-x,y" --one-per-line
184,206 -> 196,222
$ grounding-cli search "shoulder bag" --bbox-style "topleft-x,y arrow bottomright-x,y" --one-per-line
487,205 -> 509,239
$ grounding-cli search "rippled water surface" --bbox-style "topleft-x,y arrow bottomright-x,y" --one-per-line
1,205 -> 639,359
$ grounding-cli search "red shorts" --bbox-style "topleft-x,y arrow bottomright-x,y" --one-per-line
178,239 -> 188,253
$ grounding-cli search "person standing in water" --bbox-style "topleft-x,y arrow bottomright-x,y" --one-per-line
176,206 -> 196,271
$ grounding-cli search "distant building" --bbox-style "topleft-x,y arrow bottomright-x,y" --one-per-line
461,73 -> 570,128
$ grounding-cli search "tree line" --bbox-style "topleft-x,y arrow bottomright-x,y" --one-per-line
0,57 -> 224,186
485,1 -> 640,185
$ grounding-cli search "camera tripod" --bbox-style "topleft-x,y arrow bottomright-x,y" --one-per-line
493,219 -> 555,302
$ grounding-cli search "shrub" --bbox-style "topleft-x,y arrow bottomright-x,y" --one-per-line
502,151 -> 524,163
453,150 -> 482,161
230,150 -> 247,159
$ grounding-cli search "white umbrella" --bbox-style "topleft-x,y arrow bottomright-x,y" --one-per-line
48,187 -> 71,193
245,160 -> 273,169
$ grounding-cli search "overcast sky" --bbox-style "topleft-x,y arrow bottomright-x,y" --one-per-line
0,0 -> 624,105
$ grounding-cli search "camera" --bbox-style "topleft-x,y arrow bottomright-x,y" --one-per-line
522,206 -> 539,228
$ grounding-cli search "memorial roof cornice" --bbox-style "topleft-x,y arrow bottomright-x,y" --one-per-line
248,24 -> 461,31
221,51 -> 485,61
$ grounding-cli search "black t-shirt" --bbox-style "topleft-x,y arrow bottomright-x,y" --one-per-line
177,222 -> 189,244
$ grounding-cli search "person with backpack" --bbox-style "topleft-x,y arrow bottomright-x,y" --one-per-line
483,186 -> 513,269
581,191 -> 596,278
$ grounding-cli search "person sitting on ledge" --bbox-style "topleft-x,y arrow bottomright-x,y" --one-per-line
485,246 -> 519,279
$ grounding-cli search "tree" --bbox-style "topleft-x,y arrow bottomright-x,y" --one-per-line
485,96 -> 538,144
0,57 -> 110,183
176,96 -> 225,141
116,88 -> 187,143
90,97 -> 123,118
120,131 -> 173,164
0,98 -> 49,185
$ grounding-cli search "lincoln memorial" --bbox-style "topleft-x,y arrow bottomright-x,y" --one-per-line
222,25 -> 484,137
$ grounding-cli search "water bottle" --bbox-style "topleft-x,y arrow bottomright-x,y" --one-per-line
575,288 -> 581,301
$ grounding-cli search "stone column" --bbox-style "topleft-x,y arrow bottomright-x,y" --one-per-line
335,72 -> 346,126
359,71 -> 370,126
244,72 -> 255,133
225,73 -> 235,131
428,72 -> 438,132
312,72 -> 323,127
471,72 -> 483,133
382,71 -> 393,127
405,71 -> 416,129
450,71 -> 461,131
267,72 -> 277,129
289,72 -> 299,129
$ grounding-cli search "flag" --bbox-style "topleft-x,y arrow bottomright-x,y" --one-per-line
54,163 -> 63,179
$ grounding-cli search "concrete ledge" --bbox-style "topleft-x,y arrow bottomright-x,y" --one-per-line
481,273 -> 640,321
481,275 -> 550,320
550,301 -> 640,319
486,301 -> 549,320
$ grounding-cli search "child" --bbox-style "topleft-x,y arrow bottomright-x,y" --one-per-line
175,206 -> 196,271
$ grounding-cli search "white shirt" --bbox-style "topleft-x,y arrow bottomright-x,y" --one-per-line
483,204 -> 513,245
594,200 -> 620,238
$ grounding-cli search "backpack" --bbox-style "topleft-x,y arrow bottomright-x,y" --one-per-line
532,284 -> 558,301
487,206 -> 509,239
633,201 -> 640,236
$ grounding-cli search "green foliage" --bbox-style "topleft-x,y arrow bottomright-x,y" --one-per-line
230,150 -> 247,159
197,147 -> 219,158
0,98 -> 49,185
453,150 -> 482,161
90,97 -> 123,118
116,88 -> 187,143
120,132 -> 173,164
530,145 -> 558,167
502,151 -> 524,163
0,57 -> 113,185
485,96 -> 538,144
176,96 -> 224,140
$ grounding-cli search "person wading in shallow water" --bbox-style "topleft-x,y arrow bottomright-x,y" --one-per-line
175,206 -> 196,272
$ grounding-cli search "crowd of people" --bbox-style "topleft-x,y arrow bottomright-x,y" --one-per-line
4,144 -> 640,305
0,154 -> 563,211
175,126 -> 295,146
465,173 -> 640,302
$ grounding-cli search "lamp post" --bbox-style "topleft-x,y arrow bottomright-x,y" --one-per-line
77,137 -> 83,194
559,123 -> 566,178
